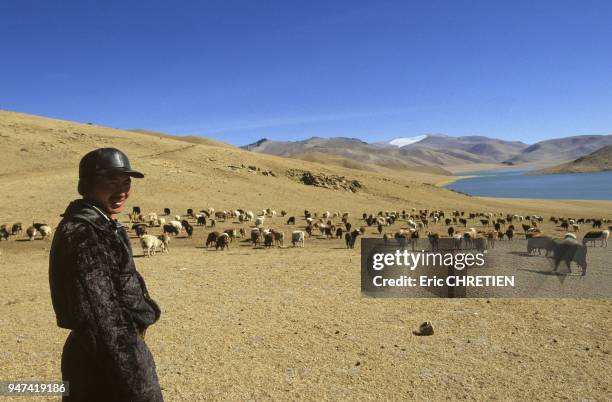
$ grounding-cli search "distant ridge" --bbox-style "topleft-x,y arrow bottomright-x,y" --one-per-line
242,134 -> 529,172
533,145 -> 612,174
505,134 -> 612,164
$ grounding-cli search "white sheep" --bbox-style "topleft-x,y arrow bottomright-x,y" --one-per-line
255,216 -> 265,227
168,220 -> 183,232
140,234 -> 167,257
292,230 -> 305,247
39,225 -> 52,239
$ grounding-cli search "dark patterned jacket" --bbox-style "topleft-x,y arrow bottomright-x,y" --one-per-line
49,199 -> 163,401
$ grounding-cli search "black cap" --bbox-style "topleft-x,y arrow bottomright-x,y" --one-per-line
79,148 -> 144,179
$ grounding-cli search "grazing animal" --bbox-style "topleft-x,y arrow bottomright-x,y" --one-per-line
11,223 -> 22,235
26,226 -> 38,240
427,232 -> 439,251
134,224 -> 147,237
139,234 -> 167,257
551,237 -> 588,276
474,236 -> 487,253
39,225 -> 53,240
345,230 -> 360,249
286,216 -> 295,225
251,228 -> 261,246
264,232 -> 274,247
197,215 -> 206,225
336,227 -> 343,239
582,230 -> 609,247
394,230 -> 410,248
505,228 -> 514,241
216,233 -> 230,250
271,229 -> 284,247
526,235 -> 554,256
0,227 -> 10,241
163,224 -> 179,236
206,231 -> 220,247
164,208 -> 171,216
184,224 -> 193,238
291,230 -> 305,247
447,226 -> 454,237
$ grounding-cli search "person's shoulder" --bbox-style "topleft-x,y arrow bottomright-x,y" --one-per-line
58,218 -> 99,242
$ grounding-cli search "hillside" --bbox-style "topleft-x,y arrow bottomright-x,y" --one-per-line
1,109 -> 609,225
534,145 -> 612,174
505,134 -> 612,164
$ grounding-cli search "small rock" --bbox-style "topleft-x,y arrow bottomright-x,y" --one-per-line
413,321 -> 434,336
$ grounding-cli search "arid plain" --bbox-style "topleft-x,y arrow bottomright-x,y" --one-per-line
1,110 -> 611,400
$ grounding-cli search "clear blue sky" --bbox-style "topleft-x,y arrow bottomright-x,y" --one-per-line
2,0 -> 612,146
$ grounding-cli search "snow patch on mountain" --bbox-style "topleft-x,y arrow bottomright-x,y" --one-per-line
388,135 -> 428,147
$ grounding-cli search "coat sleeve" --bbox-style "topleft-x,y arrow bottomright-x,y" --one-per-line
69,222 -> 163,402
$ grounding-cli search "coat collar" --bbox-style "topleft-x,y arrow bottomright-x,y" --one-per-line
62,199 -> 117,233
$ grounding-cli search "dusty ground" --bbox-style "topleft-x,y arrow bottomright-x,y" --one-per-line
1,216 -> 611,401
1,110 -> 611,400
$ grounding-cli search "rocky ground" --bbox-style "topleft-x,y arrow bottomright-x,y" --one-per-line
1,216 -> 610,401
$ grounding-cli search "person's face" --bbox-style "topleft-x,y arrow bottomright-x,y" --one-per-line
89,174 -> 132,216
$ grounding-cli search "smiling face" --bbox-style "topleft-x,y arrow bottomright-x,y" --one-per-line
87,174 -> 132,218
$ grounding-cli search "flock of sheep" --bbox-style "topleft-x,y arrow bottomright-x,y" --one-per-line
2,207 -> 610,275
0,222 -> 52,241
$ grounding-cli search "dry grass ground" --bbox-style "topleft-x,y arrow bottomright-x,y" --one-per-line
1,110 -> 611,400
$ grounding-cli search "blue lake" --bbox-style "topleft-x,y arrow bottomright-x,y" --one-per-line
445,168 -> 612,200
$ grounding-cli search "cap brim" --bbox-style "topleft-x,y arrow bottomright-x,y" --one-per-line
96,168 -> 145,178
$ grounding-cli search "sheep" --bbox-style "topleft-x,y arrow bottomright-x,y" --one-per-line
163,224 -> 179,236
133,224 -> 147,237
32,223 -> 47,230
168,220 -> 183,233
164,207 -> 171,216
0,227 -> 10,241
196,215 -> 207,226
254,216 -> 265,227
473,236 -> 487,253
291,230 -> 305,247
582,230 -> 609,247
336,227 -> 343,239
139,234 -> 167,257
26,226 -> 38,240
345,230 -> 360,249
11,223 -> 22,235
264,232 -> 274,248
526,235 -> 554,256
427,232 -> 439,251
205,231 -> 220,247
159,233 -> 170,251
271,229 -> 284,247
286,216 -> 295,225
224,228 -> 238,242
552,237 -> 588,276
251,228 -> 262,247
216,233 -> 230,250
39,225 -> 52,239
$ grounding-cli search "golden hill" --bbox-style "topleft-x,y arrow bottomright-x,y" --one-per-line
1,109 -> 610,226
534,145 -> 612,174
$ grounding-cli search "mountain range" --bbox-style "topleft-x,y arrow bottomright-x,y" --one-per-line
242,133 -> 612,173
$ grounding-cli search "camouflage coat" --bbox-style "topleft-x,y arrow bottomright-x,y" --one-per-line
49,199 -> 163,401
